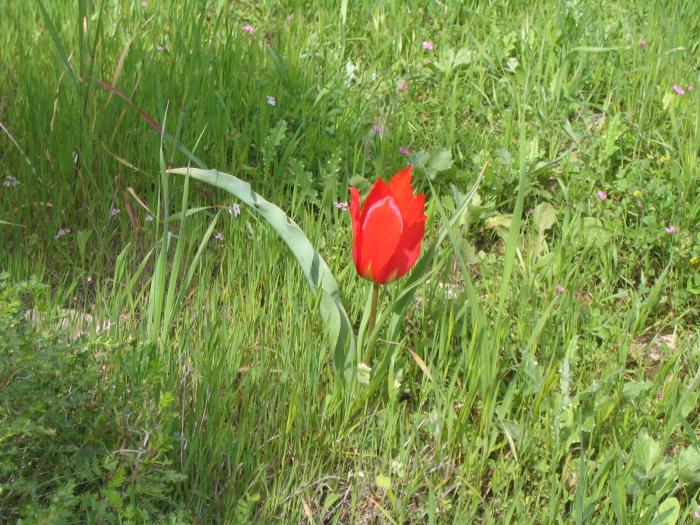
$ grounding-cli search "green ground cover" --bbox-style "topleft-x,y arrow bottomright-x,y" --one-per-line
2,0 -> 700,522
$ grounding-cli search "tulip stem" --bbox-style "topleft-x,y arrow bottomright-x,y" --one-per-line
364,283 -> 380,364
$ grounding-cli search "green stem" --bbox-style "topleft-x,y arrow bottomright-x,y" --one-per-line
364,282 -> 380,365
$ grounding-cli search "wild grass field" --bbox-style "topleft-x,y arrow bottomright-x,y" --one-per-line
2,0 -> 700,523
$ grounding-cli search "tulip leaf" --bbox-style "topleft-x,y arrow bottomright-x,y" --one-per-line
167,167 -> 355,381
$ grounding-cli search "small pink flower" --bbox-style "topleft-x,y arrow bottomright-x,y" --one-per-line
244,24 -> 254,34
597,191 -> 608,201
399,147 -> 411,155
672,84 -> 685,95
286,15 -> 293,22
555,284 -> 566,294
422,41 -> 433,51
397,79 -> 408,92
334,201 -> 349,211
371,124 -> 383,135
639,38 -> 648,47
665,225 -> 678,234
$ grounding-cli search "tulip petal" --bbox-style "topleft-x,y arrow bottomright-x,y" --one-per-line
391,221 -> 426,279
388,165 -> 415,216
360,177 -> 391,223
349,187 -> 362,268
383,193 -> 426,280
358,195 -> 404,283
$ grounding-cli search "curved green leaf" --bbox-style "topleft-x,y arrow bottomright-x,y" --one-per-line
167,167 -> 354,381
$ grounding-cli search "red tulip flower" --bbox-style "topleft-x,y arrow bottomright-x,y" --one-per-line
349,166 -> 426,285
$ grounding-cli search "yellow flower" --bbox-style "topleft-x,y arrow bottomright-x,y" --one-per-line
633,190 -> 643,198
659,154 -> 670,163
691,256 -> 699,266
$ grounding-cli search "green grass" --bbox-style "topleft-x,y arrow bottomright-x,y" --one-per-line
2,0 -> 700,522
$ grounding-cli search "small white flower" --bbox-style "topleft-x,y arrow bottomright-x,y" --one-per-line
109,205 -> 120,218
334,201 -> 349,211
2,175 -> 19,187
55,228 -> 71,239
229,204 -> 241,217
266,95 -> 276,107
214,232 -> 224,241
145,214 -> 155,222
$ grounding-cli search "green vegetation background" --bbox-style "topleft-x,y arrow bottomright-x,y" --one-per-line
1,0 -> 700,522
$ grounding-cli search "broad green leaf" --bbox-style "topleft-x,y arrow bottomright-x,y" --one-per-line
678,446 -> 700,485
168,167 -> 354,381
426,149 -> 453,179
622,380 -> 653,400
632,431 -> 661,475
533,202 -> 557,234
650,497 -> 679,525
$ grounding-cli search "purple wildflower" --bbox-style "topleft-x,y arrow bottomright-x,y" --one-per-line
422,41 -> 433,50
665,225 -> 678,234
399,147 -> 411,156
597,191 -> 608,201
672,84 -> 686,95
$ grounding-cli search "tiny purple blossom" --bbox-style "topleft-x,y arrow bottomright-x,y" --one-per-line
55,228 -> 71,239
371,124 -> 383,135
244,24 -> 254,34
334,201 -> 349,211
639,38 -> 648,47
672,84 -> 685,95
665,225 -> 678,234
597,191 -> 608,201
422,41 -> 433,50
229,204 -> 241,217
399,147 -> 411,155
266,95 -> 276,107
555,284 -> 566,294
